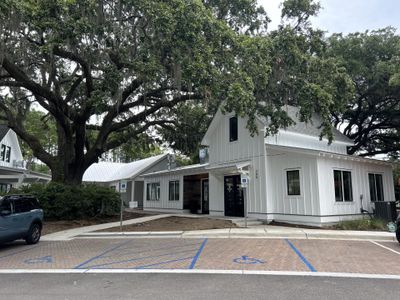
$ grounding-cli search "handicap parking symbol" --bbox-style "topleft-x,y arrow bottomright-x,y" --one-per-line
24,255 -> 53,264
233,255 -> 265,264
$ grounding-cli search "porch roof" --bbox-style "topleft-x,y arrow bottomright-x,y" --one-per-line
205,161 -> 251,172
141,163 -> 209,177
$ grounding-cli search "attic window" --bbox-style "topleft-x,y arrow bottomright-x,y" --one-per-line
229,116 -> 238,142
5,146 -> 11,162
0,144 -> 5,161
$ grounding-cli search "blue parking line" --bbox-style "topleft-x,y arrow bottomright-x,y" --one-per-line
88,248 -> 199,269
74,240 -> 132,269
188,238 -> 208,269
101,241 -> 202,259
285,239 -> 317,272
134,256 -> 194,269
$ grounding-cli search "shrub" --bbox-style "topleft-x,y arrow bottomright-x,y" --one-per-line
11,183 -> 120,220
334,218 -> 388,231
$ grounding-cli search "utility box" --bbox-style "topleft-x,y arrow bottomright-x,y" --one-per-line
374,201 -> 397,222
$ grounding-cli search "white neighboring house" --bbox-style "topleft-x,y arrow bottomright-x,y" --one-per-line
142,106 -> 395,226
0,125 -> 51,192
82,154 -> 171,208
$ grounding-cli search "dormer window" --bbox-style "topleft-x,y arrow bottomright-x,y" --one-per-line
229,116 -> 238,142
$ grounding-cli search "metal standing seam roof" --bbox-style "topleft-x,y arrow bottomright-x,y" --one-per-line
141,163 -> 209,177
0,125 -> 10,142
82,154 -> 167,182
259,105 -> 354,144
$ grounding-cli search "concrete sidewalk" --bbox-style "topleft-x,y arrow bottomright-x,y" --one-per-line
42,214 -> 398,242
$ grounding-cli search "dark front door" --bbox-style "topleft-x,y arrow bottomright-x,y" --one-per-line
224,175 -> 244,217
201,179 -> 209,214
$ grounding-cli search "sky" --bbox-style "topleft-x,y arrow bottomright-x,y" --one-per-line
259,0 -> 400,34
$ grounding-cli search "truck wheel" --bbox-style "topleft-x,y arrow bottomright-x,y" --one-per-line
25,223 -> 41,245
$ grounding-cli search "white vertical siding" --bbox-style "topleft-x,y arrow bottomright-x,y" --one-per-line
144,174 -> 183,210
266,148 -> 320,217
317,156 -> 395,216
0,130 -> 24,168
207,113 -> 268,216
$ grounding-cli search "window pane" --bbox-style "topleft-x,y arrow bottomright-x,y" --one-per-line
146,184 -> 150,200
376,174 -> 384,201
334,170 -> 343,202
169,181 -> 174,201
0,199 -> 11,211
287,170 -> 300,196
156,183 -> 160,200
0,145 -> 5,161
342,171 -> 353,202
229,116 -> 238,142
174,181 -> 179,200
5,146 -> 11,162
369,174 -> 377,202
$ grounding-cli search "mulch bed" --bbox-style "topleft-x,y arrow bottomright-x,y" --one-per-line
96,216 -> 237,232
42,211 -> 147,235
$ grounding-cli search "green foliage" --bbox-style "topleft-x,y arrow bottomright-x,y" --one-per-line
327,28 -> 400,157
11,183 -> 120,220
107,134 -> 162,163
20,109 -> 57,167
334,218 -> 388,231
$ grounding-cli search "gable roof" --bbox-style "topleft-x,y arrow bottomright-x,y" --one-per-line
0,125 -> 10,142
201,105 -> 353,146
272,105 -> 353,144
82,154 -> 168,182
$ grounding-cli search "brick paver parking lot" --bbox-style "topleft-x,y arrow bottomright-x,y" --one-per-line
0,238 -> 399,275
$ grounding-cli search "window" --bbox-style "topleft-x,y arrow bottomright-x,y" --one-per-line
369,173 -> 384,202
286,170 -> 301,196
0,144 -> 5,161
169,180 -> 180,201
229,116 -> 238,142
5,146 -> 11,162
0,198 -> 11,212
0,183 -> 11,193
334,170 -> 353,202
146,182 -> 160,201
13,198 -> 34,213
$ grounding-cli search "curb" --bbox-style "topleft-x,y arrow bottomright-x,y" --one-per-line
76,230 -> 397,242
0,269 -> 399,280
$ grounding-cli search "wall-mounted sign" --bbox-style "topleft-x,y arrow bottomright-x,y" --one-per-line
240,174 -> 250,188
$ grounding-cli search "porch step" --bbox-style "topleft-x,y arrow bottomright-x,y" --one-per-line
231,219 -> 265,227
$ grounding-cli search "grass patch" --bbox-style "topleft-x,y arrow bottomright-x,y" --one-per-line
334,218 -> 388,231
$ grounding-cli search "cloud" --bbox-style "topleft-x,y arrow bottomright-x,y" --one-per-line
258,0 -> 400,34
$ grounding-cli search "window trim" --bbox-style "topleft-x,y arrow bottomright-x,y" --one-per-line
229,116 -> 238,142
333,169 -> 353,202
286,169 -> 301,196
146,182 -> 160,201
368,173 -> 384,202
168,180 -> 180,201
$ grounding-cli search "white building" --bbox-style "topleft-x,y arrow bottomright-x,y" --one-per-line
141,106 -> 395,226
82,154 -> 172,208
0,125 -> 51,191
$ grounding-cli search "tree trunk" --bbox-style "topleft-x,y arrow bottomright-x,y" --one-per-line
51,161 -> 86,185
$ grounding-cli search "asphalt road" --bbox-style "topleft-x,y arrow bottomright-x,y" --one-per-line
0,273 -> 399,300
